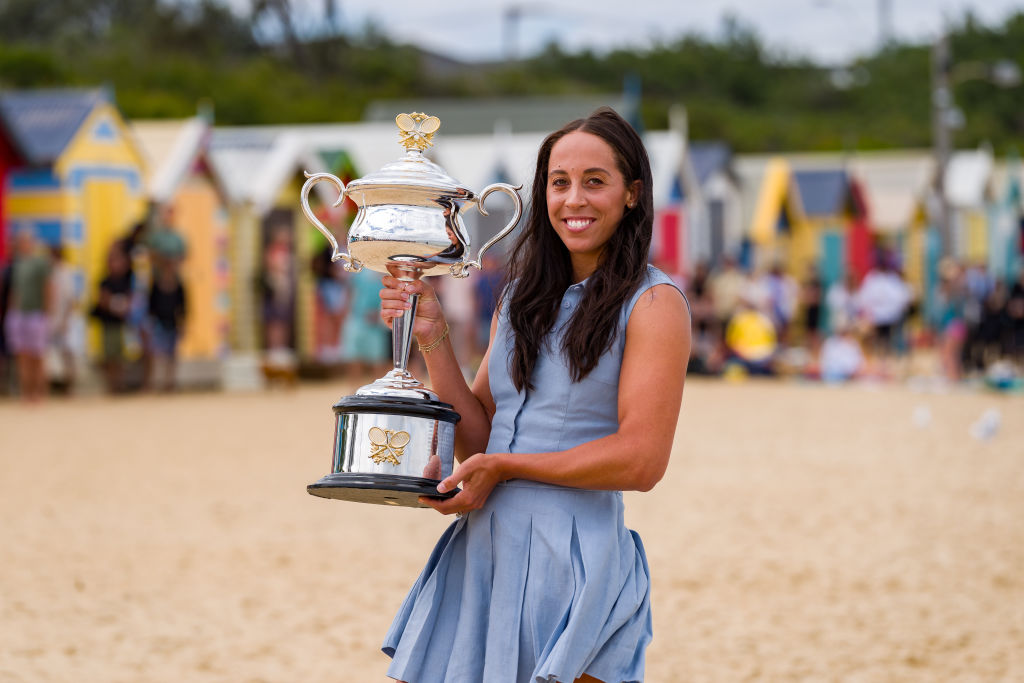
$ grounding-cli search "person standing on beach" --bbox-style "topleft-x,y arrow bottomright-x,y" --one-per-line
92,244 -> 133,394
147,252 -> 187,392
378,107 -> 691,683
4,229 -> 52,402
47,244 -> 83,394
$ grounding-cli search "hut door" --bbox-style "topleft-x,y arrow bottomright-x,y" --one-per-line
709,199 -> 725,266
260,208 -> 296,351
820,231 -> 845,287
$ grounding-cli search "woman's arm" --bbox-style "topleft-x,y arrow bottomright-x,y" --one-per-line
423,283 -> 691,514
379,275 -> 497,459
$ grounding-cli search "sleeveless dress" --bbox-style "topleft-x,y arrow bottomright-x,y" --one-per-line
383,265 -> 683,683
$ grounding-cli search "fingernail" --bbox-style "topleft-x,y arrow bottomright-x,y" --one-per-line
436,482 -> 448,493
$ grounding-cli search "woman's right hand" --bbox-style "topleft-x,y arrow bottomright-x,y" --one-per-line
379,276 -> 447,346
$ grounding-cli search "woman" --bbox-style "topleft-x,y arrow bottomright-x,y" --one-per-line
379,107 -> 691,683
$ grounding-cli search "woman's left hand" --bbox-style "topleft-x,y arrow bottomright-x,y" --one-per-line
419,453 -> 503,515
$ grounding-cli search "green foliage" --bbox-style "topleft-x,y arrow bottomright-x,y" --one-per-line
0,0 -> 1021,153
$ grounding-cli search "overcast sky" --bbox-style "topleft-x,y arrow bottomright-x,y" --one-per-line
228,0 -> 1024,64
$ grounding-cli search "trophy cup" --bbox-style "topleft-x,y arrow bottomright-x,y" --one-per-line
300,113 -> 523,507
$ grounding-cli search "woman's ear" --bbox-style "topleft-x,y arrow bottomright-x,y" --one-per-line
626,180 -> 641,210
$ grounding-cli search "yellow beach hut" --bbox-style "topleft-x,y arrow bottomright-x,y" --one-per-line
736,155 -> 808,274
0,88 -> 147,356
130,116 -> 230,386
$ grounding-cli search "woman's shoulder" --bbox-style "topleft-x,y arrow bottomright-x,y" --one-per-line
626,265 -> 689,318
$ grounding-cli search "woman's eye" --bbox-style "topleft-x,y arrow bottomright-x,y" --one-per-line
586,177 -> 604,185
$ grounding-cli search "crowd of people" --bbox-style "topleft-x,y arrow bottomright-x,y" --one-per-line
0,208 -> 188,401
4,215 -> 1023,401
680,251 -> 1024,387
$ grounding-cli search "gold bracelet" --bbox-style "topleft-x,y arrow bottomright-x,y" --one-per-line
418,323 -> 450,353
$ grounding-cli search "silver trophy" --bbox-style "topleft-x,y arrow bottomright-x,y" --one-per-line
300,113 -> 523,507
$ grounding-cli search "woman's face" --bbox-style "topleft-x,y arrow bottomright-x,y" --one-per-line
546,131 -> 638,281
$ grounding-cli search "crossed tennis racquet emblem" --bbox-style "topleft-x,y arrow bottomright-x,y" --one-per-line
368,427 -> 411,466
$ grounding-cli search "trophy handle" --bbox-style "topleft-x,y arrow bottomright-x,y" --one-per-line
300,171 -> 363,272
450,183 -> 523,278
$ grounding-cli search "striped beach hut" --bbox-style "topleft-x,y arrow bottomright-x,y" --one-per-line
0,88 -> 147,355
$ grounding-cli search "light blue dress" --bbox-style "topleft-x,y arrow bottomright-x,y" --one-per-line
383,265 -> 683,683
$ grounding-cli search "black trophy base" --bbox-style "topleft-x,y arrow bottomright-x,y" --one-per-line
307,472 -> 459,508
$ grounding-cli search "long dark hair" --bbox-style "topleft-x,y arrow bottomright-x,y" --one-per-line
503,107 -> 654,392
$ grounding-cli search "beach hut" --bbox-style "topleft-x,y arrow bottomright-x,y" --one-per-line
0,88 -> 147,355
208,127 -> 334,374
0,116 -> 25,263
846,151 -> 934,297
735,155 -> 808,274
791,168 -> 870,285
130,116 -> 230,384
990,159 -> 1023,283
645,128 -> 697,277
945,148 -> 995,265
690,141 -> 742,267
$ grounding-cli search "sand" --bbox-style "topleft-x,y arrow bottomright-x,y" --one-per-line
1,378 -> 1022,682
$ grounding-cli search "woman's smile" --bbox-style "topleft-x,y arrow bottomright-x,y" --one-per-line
563,217 -> 596,232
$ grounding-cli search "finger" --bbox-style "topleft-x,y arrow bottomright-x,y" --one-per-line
379,286 -> 411,301
418,495 -> 462,515
435,473 -> 461,494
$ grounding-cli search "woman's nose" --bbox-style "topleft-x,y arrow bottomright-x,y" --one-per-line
565,183 -> 586,207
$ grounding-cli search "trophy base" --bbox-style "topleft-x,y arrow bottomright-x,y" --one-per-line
307,472 -> 459,508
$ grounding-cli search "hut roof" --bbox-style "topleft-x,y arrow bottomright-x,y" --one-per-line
793,169 -> 849,217
209,126 -> 335,214
846,152 -> 934,233
0,88 -> 108,166
944,148 -> 993,209
130,117 -> 211,203
689,141 -> 733,185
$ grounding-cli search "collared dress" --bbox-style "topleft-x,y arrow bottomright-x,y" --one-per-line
383,265 -> 683,683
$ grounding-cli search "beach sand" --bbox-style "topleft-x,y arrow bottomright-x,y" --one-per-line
1,378 -> 1022,682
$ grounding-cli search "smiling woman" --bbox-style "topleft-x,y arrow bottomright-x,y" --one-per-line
377,107 -> 691,683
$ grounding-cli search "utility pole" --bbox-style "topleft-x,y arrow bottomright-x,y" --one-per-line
503,5 -> 522,61
877,0 -> 893,49
931,32 -> 954,258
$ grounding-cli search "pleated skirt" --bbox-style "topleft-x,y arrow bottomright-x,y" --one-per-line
382,480 -> 652,683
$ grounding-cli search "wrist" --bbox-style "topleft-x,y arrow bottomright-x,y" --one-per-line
417,321 -> 450,353
490,452 -> 512,483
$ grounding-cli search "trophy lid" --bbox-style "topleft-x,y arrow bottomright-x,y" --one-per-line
345,112 -> 473,199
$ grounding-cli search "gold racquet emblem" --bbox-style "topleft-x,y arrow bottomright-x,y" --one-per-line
368,427 -> 411,466
395,112 -> 441,152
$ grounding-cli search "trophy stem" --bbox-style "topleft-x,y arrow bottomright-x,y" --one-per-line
393,291 -> 419,377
